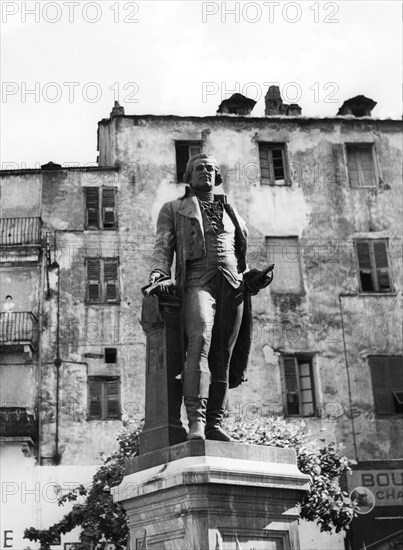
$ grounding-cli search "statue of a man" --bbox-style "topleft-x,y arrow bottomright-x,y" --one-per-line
149,154 -> 273,441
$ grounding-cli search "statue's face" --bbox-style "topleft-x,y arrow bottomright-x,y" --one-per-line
190,158 -> 216,191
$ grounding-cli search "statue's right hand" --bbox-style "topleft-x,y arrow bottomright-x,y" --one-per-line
149,271 -> 163,285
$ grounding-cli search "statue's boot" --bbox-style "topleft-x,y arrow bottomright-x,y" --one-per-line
184,397 -> 207,440
205,380 -> 234,442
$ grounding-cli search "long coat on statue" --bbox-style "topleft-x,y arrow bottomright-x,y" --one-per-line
150,186 -> 253,388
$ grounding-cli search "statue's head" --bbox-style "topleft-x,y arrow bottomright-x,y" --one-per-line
183,153 -> 223,187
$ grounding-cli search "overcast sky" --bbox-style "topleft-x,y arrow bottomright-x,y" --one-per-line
1,0 -> 401,168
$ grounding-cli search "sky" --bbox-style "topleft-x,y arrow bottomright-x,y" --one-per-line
0,0 -> 401,168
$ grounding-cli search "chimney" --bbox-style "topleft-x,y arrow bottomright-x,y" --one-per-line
265,85 -> 301,116
41,161 -> 62,170
110,101 -> 125,118
217,93 -> 256,116
337,95 -> 376,117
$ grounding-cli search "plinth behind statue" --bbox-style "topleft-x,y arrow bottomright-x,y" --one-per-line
139,290 -> 187,454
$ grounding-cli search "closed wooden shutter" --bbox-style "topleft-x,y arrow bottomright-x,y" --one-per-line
104,260 -> 118,302
85,188 -> 99,228
347,148 -> 360,187
102,188 -> 116,229
259,145 -> 272,184
347,145 -> 376,187
284,357 -> 299,415
370,357 -> 392,415
88,378 -> 103,419
359,147 -> 376,187
87,259 -> 101,302
106,379 -> 120,419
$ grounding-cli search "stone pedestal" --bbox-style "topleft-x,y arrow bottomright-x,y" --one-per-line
113,440 -> 309,550
140,294 -> 187,454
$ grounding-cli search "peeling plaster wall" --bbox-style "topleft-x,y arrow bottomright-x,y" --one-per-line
1,116 -> 401,472
105,115 -> 402,462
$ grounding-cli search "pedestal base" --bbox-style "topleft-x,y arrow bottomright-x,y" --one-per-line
113,441 -> 309,550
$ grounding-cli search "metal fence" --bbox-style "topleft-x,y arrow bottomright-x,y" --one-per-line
0,217 -> 42,246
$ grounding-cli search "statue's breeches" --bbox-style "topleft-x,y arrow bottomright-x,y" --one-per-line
182,273 -> 244,398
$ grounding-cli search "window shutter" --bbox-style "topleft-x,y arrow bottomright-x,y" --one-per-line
373,240 -> 391,292
389,356 -> 403,389
102,189 -> 116,228
259,145 -> 272,184
271,147 -> 285,182
284,357 -> 299,415
299,360 -> 315,416
356,240 -> 374,292
347,148 -> 359,187
87,259 -> 101,302
89,378 -> 103,419
370,357 -> 392,415
85,188 -> 99,228
106,379 -> 120,419
104,260 -> 118,302
359,147 -> 375,186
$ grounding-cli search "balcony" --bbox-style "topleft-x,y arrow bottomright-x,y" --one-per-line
0,407 -> 37,442
0,217 -> 42,262
0,312 -> 38,359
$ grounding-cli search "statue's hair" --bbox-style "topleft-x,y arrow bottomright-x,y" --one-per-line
183,153 -> 223,186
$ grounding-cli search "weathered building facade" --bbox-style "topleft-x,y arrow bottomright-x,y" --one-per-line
1,90 -> 402,549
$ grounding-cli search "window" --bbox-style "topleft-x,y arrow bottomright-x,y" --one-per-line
88,377 -> 120,420
84,187 -> 117,229
265,237 -> 304,294
175,141 -> 202,182
355,239 -> 392,293
346,144 -> 376,188
86,258 -> 119,303
369,356 -> 403,415
105,347 -> 117,363
259,143 -> 288,185
283,356 -> 316,417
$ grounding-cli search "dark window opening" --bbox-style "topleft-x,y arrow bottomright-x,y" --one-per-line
370,356 -> 403,416
175,141 -> 202,183
105,348 -> 117,363
355,239 -> 392,293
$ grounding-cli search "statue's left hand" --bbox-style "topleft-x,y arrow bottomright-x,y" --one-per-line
244,266 -> 274,295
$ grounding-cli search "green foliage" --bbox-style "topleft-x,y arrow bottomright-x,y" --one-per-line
24,416 -> 357,548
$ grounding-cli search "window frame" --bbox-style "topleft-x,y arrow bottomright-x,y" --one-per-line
85,257 -> 120,304
84,187 -> 118,230
345,143 -> 378,189
265,236 -> 304,295
258,142 -> 290,186
354,238 -> 393,294
87,376 -> 121,421
174,140 -> 203,183
281,355 -> 318,417
369,356 -> 403,417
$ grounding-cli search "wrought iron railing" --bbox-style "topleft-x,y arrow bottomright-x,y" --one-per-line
0,407 -> 37,440
0,217 -> 42,246
0,312 -> 38,345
